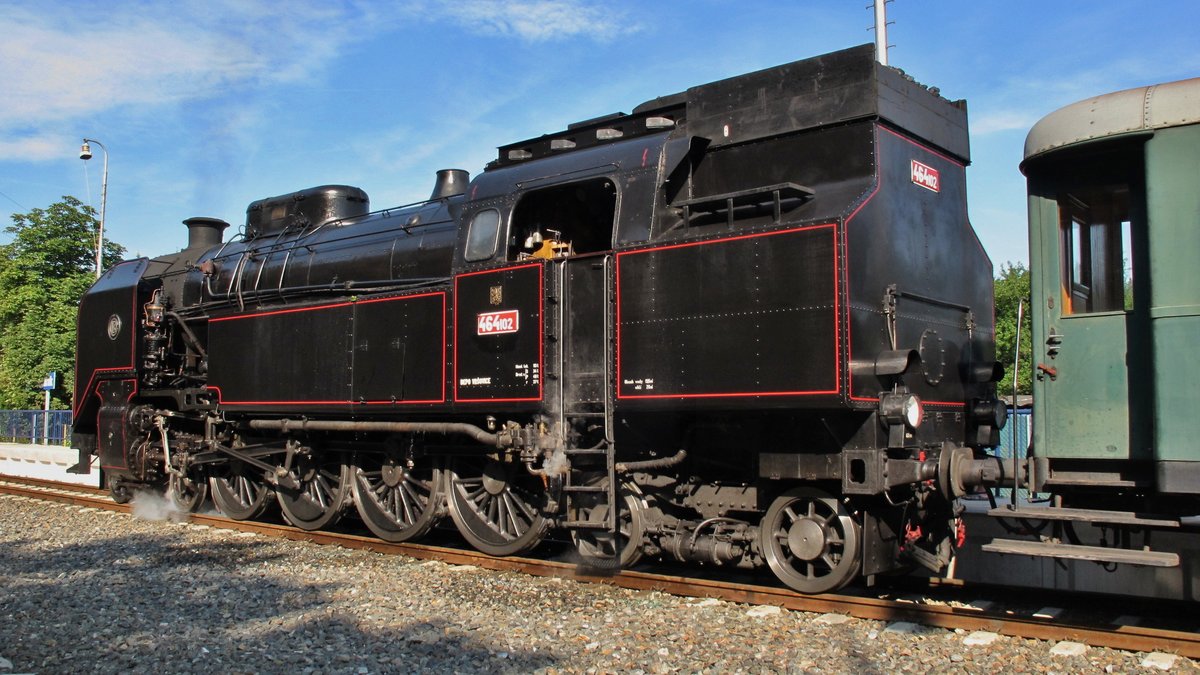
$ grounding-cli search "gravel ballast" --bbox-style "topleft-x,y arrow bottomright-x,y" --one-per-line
0,493 -> 1194,674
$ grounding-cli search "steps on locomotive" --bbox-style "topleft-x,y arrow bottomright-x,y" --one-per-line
562,484 -> 607,493
561,520 -> 612,530
562,445 -> 622,566
980,538 -> 1180,567
986,505 -> 1181,528
981,505 -> 1183,567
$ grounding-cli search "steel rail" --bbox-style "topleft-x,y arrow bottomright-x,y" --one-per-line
1,474 -> 108,496
2,474 -> 1197,658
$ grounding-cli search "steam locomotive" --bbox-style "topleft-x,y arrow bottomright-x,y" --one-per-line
70,44 -> 1018,594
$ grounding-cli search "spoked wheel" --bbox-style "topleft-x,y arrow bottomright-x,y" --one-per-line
572,478 -> 647,568
275,454 -> 352,531
209,460 -> 273,521
168,469 -> 208,513
104,473 -> 133,505
759,487 -> 861,594
352,450 -> 445,542
447,455 -> 550,556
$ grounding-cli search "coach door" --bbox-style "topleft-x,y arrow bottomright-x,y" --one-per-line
510,178 -> 617,434
1029,146 -> 1151,467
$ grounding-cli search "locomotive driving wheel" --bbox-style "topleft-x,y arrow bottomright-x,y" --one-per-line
759,487 -> 861,594
447,455 -> 550,556
352,448 -> 445,542
275,454 -> 352,531
209,460 -> 273,521
572,477 -> 647,568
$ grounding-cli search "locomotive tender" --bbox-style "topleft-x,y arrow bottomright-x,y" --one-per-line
70,44 -> 1013,594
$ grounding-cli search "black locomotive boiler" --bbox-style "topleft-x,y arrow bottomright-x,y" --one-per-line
70,44 -> 1011,594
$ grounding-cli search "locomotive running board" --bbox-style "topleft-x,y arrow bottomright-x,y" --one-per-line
981,539 -> 1180,567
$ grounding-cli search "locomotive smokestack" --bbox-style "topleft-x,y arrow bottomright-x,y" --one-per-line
183,216 -> 230,250
430,169 -> 469,200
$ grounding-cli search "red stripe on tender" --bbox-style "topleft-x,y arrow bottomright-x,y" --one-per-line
615,224 -> 840,400
210,291 -> 449,405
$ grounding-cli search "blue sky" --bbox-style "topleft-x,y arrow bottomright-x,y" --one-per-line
1,1 -> 1197,269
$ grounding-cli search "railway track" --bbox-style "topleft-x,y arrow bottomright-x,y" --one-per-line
2,473 -> 1196,659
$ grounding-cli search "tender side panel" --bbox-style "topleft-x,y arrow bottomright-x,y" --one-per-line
351,293 -> 446,404
615,225 -> 839,402
454,264 -> 544,403
209,302 -> 354,406
209,292 -> 448,408
845,125 -> 991,407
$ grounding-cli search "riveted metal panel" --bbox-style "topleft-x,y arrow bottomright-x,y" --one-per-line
615,225 -> 838,404
350,293 -> 447,405
454,263 -> 544,403
208,301 -> 354,408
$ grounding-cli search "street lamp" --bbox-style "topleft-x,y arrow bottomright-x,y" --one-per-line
79,138 -> 108,279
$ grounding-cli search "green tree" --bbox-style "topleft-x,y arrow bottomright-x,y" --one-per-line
0,196 -> 125,409
994,262 -> 1032,396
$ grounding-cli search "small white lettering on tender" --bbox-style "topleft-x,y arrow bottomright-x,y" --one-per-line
910,159 -> 940,193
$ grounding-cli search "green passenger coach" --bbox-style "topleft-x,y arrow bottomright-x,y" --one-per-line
1022,77 -> 1200,499
977,77 -> 1199,575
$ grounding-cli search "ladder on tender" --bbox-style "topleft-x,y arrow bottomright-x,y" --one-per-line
553,254 -> 621,568
560,427 -> 621,569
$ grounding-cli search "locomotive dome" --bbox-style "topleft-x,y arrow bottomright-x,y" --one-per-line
244,184 -> 370,239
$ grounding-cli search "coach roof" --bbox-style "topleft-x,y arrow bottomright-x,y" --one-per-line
1023,77 -> 1200,167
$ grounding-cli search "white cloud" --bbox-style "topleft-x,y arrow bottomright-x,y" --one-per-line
968,48 -> 1200,140
0,135 -> 69,163
412,0 -> 641,42
0,1 -> 381,161
0,0 -> 641,164
970,110 -> 1039,136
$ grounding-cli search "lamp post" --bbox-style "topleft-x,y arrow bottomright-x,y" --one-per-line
79,138 -> 108,279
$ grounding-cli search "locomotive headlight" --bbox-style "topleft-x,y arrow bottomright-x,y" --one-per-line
903,396 -> 923,429
879,392 -> 923,430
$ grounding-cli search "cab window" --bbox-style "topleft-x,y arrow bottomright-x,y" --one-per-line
510,178 -> 616,260
464,209 -> 502,262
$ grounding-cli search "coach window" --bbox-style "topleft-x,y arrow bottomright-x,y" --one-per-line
1058,185 -> 1133,314
464,208 -> 502,262
510,178 -> 616,260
